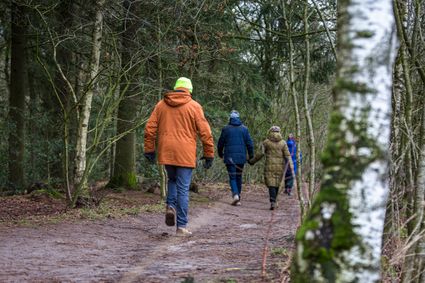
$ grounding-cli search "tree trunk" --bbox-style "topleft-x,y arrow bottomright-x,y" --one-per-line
384,49 -> 403,245
303,0 -> 316,206
50,1 -> 76,183
415,64 -> 425,283
157,14 -> 167,200
110,0 -> 139,189
8,2 -> 28,190
394,0 -> 416,235
401,48 -> 425,283
292,0 -> 397,281
73,0 -> 105,201
311,0 -> 337,60
281,0 -> 305,219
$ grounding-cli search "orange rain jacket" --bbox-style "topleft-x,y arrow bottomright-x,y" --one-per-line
144,88 -> 214,168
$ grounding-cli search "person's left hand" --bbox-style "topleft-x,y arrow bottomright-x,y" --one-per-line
201,157 -> 213,169
144,152 -> 156,163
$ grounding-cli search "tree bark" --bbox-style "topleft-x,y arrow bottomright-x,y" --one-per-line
281,0 -> 305,219
384,49 -> 403,245
110,0 -> 139,189
156,14 -> 167,200
394,0 -> 416,235
401,35 -> 425,282
8,2 -> 28,190
50,1 -> 76,183
303,0 -> 316,206
311,0 -> 337,60
292,0 -> 397,281
73,0 -> 105,200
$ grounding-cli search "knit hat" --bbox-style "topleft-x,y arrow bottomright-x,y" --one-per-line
269,126 -> 281,133
174,77 -> 193,93
229,110 -> 240,119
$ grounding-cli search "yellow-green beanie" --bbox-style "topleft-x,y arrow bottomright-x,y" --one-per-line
174,77 -> 193,93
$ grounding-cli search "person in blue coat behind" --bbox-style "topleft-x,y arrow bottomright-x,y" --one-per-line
218,110 -> 254,206
285,133 -> 301,195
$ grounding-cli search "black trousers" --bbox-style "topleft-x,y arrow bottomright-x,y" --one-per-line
268,186 -> 279,203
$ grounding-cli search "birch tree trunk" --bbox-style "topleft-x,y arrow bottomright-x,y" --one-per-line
303,0 -> 316,206
73,0 -> 105,199
8,2 -> 28,190
292,0 -> 397,281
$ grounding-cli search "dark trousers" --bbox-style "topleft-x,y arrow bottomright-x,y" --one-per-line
285,174 -> 294,193
268,186 -> 279,203
226,163 -> 244,197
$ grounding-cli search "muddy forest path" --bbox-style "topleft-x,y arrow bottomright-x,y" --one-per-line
0,184 -> 300,283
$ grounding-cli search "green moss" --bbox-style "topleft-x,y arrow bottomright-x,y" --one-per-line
270,247 -> 288,256
292,187 -> 357,282
107,172 -> 137,189
334,78 -> 371,94
293,109 -> 379,280
126,172 -> 137,189
356,30 -> 374,38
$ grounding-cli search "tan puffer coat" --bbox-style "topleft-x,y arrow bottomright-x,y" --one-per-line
250,131 -> 294,187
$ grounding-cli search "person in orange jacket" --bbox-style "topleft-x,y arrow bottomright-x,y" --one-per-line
144,77 -> 214,236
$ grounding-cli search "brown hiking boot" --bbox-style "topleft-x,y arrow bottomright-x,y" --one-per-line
176,227 -> 192,236
165,205 -> 176,226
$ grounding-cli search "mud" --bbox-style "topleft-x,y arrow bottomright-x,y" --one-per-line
0,184 -> 300,282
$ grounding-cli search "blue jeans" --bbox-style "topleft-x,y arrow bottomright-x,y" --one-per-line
165,165 -> 193,228
226,164 -> 244,197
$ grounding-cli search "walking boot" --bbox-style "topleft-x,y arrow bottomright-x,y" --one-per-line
231,194 -> 240,206
165,205 -> 176,226
176,227 -> 192,236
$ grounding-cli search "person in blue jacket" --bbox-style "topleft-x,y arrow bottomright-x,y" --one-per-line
218,110 -> 254,206
285,133 -> 301,195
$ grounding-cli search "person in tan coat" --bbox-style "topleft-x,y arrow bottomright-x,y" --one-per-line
248,126 -> 294,210
144,77 -> 214,235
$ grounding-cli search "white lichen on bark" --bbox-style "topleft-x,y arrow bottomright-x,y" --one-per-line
292,0 -> 397,282
338,0 -> 397,281
74,0 -> 105,192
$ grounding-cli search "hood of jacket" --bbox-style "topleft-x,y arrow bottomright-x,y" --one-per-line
164,89 -> 192,107
229,117 -> 242,126
268,131 -> 282,142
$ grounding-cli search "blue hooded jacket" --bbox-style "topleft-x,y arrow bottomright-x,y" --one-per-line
286,137 -> 301,176
217,117 -> 254,165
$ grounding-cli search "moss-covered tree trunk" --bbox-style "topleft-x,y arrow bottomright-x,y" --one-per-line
110,0 -> 139,189
291,0 -> 397,281
8,2 -> 28,190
